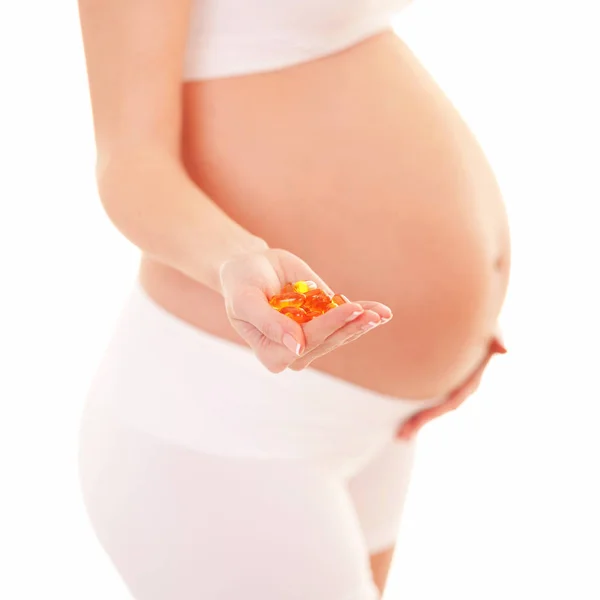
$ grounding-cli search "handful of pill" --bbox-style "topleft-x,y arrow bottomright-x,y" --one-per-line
269,280 -> 349,323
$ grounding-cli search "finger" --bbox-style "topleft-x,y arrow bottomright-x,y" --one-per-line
230,287 -> 306,356
352,301 -> 393,321
289,309 -> 388,370
287,299 -> 393,370
229,317 -> 301,373
398,382 -> 478,439
301,301 -> 392,353
255,301 -> 369,372
299,297 -> 393,348
299,301 -> 368,350
317,300 -> 393,346
397,398 -> 459,439
397,333 -> 507,440
397,351 -> 492,439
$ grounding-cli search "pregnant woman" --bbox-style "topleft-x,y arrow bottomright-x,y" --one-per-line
77,0 -> 510,598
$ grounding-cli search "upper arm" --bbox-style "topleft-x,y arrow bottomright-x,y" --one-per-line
77,0 -> 192,169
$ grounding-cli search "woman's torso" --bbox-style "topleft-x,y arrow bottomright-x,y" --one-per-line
139,30 -> 511,400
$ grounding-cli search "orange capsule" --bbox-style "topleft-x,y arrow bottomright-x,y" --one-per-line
280,306 -> 312,323
304,289 -> 331,303
304,294 -> 332,313
304,289 -> 330,299
304,310 -> 322,319
303,301 -> 326,314
293,280 -> 318,294
281,282 -> 295,294
332,294 -> 349,305
307,304 -> 330,315
269,292 -> 306,310
323,302 -> 338,312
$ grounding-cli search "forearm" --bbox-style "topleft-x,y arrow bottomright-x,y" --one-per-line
97,148 -> 268,293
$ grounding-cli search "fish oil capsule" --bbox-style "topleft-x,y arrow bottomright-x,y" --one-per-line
292,280 -> 318,294
332,294 -> 349,305
303,300 -> 329,313
280,306 -> 312,323
303,289 -> 332,312
281,283 -> 295,294
304,288 -> 329,299
269,292 -> 306,310
304,289 -> 332,303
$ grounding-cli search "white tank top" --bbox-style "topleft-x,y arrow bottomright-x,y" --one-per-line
183,0 -> 412,80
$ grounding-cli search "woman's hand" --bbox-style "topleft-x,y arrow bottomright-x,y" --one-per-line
219,248 -> 393,373
396,335 -> 507,440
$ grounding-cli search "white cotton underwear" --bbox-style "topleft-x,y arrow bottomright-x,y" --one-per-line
182,0 -> 414,79
78,279 -> 442,599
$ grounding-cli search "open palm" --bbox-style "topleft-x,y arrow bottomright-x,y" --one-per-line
219,248 -> 393,373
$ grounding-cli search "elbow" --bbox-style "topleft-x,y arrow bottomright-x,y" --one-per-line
93,148 -> 192,272
95,154 -> 132,230
94,146 -> 173,224
94,149 -> 155,245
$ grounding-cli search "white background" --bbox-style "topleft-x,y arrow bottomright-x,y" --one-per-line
1,0 -> 599,598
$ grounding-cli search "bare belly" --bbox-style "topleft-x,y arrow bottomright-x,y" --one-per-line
139,30 -> 511,400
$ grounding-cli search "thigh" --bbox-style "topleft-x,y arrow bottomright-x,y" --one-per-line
347,438 -> 418,555
78,410 -> 380,600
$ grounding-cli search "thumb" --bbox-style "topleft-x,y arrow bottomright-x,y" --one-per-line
232,288 -> 306,356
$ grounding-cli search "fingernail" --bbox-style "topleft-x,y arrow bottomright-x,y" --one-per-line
345,310 -> 364,323
380,315 -> 393,324
282,333 -> 301,356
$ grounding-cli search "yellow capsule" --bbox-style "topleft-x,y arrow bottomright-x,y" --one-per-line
292,280 -> 317,294
269,292 -> 306,310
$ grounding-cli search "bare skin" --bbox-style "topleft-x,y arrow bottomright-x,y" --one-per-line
141,31 -> 510,400
138,34 -> 510,595
79,3 -> 510,596
370,547 -> 396,596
